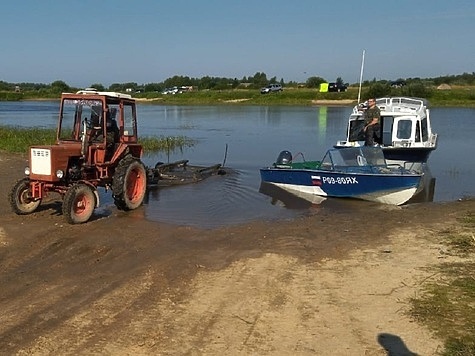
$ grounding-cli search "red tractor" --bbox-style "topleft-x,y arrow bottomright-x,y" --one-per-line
9,89 -> 147,224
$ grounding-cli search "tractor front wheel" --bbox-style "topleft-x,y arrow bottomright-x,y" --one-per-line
62,183 -> 96,224
112,157 -> 147,211
9,178 -> 41,215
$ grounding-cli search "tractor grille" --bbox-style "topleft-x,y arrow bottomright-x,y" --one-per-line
31,148 -> 52,175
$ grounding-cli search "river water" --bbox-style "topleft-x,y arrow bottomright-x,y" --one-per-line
1,101 -> 474,228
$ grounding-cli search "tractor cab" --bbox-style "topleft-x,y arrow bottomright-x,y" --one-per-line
58,89 -> 141,165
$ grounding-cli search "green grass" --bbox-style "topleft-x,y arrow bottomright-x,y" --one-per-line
130,86 -> 475,107
438,212 -> 475,255
139,135 -> 195,153
0,126 -> 56,152
428,87 -> 475,107
409,211 -> 475,355
6,86 -> 475,107
137,88 -> 359,106
0,126 -> 194,154
0,91 -> 24,101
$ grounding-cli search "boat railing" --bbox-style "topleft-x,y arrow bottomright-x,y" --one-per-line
354,97 -> 427,115
352,106 -> 366,115
377,97 -> 426,108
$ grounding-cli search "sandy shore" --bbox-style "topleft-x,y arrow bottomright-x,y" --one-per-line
1,153 -> 472,355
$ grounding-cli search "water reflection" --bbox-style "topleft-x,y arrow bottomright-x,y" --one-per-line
407,167 -> 436,204
258,181 -> 381,215
259,182 -> 326,208
317,106 -> 327,142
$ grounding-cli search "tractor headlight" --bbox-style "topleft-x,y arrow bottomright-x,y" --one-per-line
56,170 -> 64,179
24,167 -> 30,175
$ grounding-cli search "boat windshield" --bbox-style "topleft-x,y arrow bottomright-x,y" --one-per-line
322,147 -> 386,169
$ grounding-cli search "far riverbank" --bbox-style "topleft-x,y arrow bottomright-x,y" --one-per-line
2,86 -> 475,107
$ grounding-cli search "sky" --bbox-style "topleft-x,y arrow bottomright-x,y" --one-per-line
2,0 -> 474,88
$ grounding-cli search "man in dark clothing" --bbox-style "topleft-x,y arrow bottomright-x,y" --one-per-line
363,98 -> 381,146
105,107 -> 120,160
106,108 -> 120,144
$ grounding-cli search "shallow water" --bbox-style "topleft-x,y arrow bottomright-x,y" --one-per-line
1,102 -> 474,228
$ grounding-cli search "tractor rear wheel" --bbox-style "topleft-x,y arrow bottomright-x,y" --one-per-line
62,183 -> 96,224
9,178 -> 41,215
112,157 -> 147,211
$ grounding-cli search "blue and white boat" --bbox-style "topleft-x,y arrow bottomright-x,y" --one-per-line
335,97 -> 438,165
260,146 -> 423,206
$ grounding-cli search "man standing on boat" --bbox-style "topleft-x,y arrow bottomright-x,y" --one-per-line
363,98 -> 381,146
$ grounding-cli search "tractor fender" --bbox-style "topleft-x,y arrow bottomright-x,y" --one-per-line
75,180 -> 100,208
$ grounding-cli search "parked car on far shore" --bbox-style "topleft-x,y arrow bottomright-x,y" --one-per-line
260,84 -> 283,94
161,86 -> 192,95
328,82 -> 348,92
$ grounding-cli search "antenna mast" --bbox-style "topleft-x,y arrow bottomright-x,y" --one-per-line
357,49 -> 365,104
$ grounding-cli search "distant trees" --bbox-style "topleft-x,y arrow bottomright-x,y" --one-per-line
336,77 -> 344,86
0,81 -> 11,91
50,80 -> 70,94
163,75 -> 193,89
8,82 -> 49,91
1,72 -> 474,96
306,76 -> 326,88
366,82 -> 391,98
251,72 -> 268,88
144,83 -> 162,92
89,83 -> 105,91
431,72 -> 475,86
157,72 -> 279,90
403,82 -> 431,98
365,80 -> 432,99
109,82 -> 139,92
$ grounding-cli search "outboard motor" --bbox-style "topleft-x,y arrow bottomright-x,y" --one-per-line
275,150 -> 292,166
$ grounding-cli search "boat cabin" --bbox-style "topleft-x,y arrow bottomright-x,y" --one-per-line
347,97 -> 435,147
336,97 -> 438,163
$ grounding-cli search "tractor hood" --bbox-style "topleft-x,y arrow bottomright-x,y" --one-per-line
29,142 -> 82,181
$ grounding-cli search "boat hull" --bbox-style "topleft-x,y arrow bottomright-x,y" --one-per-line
260,168 -> 421,205
334,142 -> 436,164
382,146 -> 436,163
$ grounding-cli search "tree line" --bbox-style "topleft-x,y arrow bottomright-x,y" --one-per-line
1,72 -> 474,95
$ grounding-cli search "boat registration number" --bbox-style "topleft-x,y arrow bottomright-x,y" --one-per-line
322,177 -> 358,184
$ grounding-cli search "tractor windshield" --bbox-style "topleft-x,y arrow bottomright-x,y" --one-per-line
59,99 -> 103,141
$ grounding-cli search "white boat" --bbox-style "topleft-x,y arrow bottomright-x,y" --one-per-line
335,97 -> 438,165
